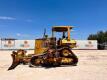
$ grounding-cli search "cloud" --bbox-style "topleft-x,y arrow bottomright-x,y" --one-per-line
16,33 -> 35,37
0,16 -> 16,20
16,33 -> 21,36
16,33 -> 29,37
0,16 -> 33,22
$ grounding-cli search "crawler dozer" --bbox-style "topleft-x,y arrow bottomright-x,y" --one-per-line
8,26 -> 78,70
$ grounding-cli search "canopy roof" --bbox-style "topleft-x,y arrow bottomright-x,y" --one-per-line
52,26 -> 73,32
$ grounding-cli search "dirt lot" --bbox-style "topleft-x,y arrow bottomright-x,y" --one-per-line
0,50 -> 107,80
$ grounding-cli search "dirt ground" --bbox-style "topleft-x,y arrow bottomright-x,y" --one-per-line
0,50 -> 107,80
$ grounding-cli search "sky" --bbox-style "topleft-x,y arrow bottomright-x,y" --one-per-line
0,0 -> 107,40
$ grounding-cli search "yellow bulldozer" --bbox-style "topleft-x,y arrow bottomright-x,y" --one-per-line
8,26 -> 78,70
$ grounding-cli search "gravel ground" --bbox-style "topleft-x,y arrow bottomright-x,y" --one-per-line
0,50 -> 107,80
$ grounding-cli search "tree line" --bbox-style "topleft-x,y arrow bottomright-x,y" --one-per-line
87,31 -> 107,49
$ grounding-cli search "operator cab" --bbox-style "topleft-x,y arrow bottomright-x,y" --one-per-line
52,26 -> 76,48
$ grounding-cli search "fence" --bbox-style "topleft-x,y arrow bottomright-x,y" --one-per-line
0,40 -> 97,50
0,40 -> 35,50
73,40 -> 97,50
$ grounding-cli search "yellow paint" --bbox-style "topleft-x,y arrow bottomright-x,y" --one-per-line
61,58 -> 73,63
34,39 -> 48,54
62,39 -> 76,48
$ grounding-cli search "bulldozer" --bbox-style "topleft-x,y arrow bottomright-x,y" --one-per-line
8,26 -> 78,70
